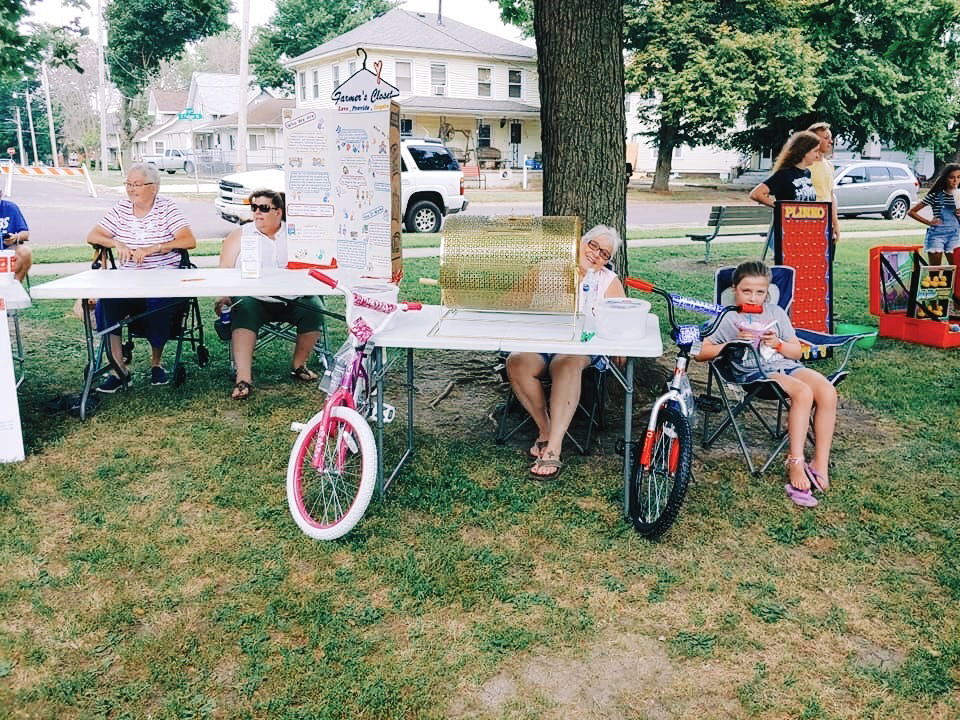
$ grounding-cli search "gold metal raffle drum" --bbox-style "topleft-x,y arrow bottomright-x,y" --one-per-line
430,215 -> 582,340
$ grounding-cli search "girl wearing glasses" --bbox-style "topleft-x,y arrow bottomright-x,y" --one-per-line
215,189 -> 326,400
87,163 -> 197,391
506,224 -> 625,480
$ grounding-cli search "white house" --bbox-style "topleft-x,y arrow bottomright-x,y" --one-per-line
133,73 -> 270,160
199,97 -> 296,168
624,92 -> 746,179
285,8 -> 541,169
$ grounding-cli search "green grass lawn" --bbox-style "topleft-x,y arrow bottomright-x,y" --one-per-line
2,239 -> 957,718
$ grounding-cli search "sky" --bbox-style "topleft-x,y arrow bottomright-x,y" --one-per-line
26,0 -> 533,47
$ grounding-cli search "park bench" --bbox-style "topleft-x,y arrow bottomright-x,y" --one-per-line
462,165 -> 486,189
687,205 -> 773,262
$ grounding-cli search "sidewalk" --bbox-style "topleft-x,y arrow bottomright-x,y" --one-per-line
28,228 -> 922,277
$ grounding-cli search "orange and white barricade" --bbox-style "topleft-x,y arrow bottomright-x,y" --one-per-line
0,163 -> 97,198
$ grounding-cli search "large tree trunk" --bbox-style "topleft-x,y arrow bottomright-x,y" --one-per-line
534,0 -> 626,276
651,120 -> 678,192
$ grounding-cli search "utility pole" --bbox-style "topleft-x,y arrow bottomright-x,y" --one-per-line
41,63 -> 59,167
14,107 -> 26,166
236,0 -> 250,172
24,91 -> 39,165
97,0 -> 110,176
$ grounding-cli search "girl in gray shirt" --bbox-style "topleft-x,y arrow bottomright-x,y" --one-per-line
695,261 -> 838,509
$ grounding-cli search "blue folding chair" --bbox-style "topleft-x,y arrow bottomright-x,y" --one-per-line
700,265 -> 873,475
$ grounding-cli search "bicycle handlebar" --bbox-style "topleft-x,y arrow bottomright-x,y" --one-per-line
624,276 -> 762,343
308,269 -> 338,288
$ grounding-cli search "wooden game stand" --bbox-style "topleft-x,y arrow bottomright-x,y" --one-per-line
868,245 -> 960,348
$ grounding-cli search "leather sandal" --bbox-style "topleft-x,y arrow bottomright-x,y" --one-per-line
530,453 -> 564,480
530,440 -> 548,459
290,365 -> 319,382
231,380 -> 252,400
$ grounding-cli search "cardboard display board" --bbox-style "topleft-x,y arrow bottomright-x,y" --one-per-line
282,49 -> 402,282
0,299 -> 25,463
773,201 -> 833,333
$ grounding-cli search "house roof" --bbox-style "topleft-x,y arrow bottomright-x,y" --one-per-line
151,90 -> 187,114
288,8 -> 535,66
201,98 -> 297,130
400,95 -> 540,117
186,72 -> 265,117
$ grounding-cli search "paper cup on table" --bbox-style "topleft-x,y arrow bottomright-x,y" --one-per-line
348,283 -> 399,330
0,249 -> 15,284
596,297 -> 651,340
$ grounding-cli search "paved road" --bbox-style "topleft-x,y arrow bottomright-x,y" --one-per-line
4,174 -> 235,247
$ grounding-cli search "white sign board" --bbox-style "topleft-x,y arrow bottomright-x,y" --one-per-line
0,300 -> 24,463
282,53 -> 402,282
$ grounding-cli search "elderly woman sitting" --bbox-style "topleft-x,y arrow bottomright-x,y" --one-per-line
506,224 -> 625,479
87,163 -> 197,392
215,189 -> 326,400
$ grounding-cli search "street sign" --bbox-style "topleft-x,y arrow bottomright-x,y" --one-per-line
178,110 -> 202,120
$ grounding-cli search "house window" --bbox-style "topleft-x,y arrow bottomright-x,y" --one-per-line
477,67 -> 491,97
299,72 -> 306,100
400,118 -> 412,137
477,120 -> 491,148
312,69 -> 319,99
229,134 -> 235,151
673,145 -> 683,160
395,61 -> 411,92
332,65 -> 340,89
348,60 -> 356,75
249,134 -> 265,151
431,64 -> 446,96
508,69 -> 522,98
154,141 -> 164,154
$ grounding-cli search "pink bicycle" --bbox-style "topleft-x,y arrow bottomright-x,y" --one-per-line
286,270 -> 421,540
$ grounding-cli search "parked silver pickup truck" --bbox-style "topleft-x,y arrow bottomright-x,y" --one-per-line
143,149 -> 196,174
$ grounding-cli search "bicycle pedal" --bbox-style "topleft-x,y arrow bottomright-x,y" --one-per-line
381,403 -> 396,423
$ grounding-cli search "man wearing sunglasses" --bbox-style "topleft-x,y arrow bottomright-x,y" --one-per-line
215,189 -> 325,400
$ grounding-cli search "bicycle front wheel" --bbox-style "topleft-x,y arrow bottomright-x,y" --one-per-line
286,405 -> 377,540
629,404 -> 692,539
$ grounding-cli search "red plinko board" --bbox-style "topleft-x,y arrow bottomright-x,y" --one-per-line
773,201 -> 833,333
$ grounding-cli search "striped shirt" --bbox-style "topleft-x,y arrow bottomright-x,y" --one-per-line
920,190 -> 958,220
97,195 -> 189,269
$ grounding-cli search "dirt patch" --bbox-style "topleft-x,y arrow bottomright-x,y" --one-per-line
849,635 -> 906,672
448,633 -> 675,719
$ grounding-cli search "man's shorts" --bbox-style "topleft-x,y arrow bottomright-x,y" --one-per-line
232,296 -> 326,334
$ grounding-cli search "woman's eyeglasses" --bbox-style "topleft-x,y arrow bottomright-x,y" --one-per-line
125,182 -> 155,189
250,203 -> 278,213
586,238 -> 612,262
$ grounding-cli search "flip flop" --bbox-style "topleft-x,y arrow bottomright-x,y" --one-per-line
530,455 -> 564,480
804,463 -> 829,493
784,483 -> 818,508
529,440 -> 548,459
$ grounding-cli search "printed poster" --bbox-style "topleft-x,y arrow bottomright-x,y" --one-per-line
283,54 -> 402,282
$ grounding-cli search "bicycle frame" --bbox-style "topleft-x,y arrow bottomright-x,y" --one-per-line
307,270 -> 421,474
625,277 -> 761,470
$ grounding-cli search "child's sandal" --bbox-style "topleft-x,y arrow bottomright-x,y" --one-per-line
784,456 -> 817,507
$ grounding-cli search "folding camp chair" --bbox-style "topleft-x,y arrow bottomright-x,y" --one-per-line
493,354 -> 608,455
91,246 -> 210,387
699,265 -> 870,475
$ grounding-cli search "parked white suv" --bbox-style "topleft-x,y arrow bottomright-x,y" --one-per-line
215,137 -> 467,232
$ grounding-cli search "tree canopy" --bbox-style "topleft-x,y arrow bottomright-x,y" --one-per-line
105,0 -> 230,97
249,0 -> 395,91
